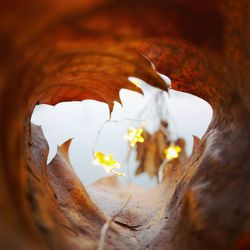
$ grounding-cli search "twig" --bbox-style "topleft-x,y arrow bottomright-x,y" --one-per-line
97,175 -> 133,250
158,158 -> 168,183
92,117 -> 146,158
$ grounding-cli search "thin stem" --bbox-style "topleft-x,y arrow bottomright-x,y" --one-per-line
158,158 -> 168,183
92,117 -> 147,157
125,147 -> 133,184
92,119 -> 110,157
97,175 -> 132,250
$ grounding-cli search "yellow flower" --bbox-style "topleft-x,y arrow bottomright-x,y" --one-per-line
164,145 -> 181,160
92,151 -> 125,176
124,127 -> 144,147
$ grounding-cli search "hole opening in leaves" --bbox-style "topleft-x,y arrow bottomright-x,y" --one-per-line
31,77 -> 212,187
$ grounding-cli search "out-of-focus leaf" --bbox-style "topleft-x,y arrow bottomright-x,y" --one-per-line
135,121 -> 187,178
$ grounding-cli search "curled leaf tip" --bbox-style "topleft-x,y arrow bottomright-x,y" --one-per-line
128,76 -> 143,88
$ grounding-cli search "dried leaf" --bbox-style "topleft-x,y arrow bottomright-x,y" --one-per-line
0,0 -> 249,250
135,122 -> 187,179
135,122 -> 169,178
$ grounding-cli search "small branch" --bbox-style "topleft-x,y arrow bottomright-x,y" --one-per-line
97,176 -> 133,250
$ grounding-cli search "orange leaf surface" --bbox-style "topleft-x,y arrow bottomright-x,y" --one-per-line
0,0 -> 249,250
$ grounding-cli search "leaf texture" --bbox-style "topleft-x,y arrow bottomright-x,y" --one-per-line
0,0 -> 249,250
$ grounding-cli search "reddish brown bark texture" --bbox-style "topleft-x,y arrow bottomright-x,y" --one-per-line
0,0 -> 249,249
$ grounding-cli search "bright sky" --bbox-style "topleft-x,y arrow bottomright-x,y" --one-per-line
31,78 -> 212,187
